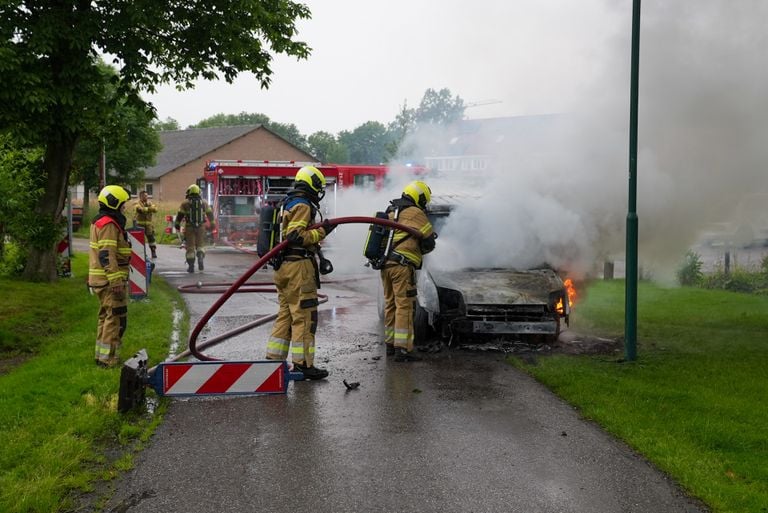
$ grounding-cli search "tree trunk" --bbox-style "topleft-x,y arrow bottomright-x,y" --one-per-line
22,132 -> 77,282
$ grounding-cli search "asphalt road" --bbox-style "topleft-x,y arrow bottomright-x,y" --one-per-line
101,242 -> 706,513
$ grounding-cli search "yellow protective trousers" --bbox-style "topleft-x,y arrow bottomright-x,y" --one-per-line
94,286 -> 128,366
381,263 -> 417,352
184,225 -> 207,262
266,258 -> 319,366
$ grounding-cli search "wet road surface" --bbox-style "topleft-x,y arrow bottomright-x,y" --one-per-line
104,244 -> 706,513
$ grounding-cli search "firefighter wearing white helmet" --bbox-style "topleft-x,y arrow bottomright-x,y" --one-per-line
381,180 -> 436,362
265,165 -> 335,380
89,185 -> 132,367
174,184 -> 215,273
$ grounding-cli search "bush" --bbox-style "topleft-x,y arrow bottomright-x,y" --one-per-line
676,250 -> 703,286
0,241 -> 28,277
702,267 -> 768,294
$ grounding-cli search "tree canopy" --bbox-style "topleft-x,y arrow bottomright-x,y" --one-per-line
190,112 -> 309,152
0,0 -> 312,281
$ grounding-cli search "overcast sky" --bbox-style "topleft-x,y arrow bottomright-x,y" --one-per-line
147,1 -> 768,278
145,0 -> 624,134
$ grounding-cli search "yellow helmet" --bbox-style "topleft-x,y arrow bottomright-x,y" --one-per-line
294,165 -> 326,193
402,180 -> 432,209
98,185 -> 130,210
186,184 -> 201,196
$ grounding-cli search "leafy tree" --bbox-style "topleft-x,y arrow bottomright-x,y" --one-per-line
308,131 -> 348,163
387,88 -> 465,160
0,1 -> 311,281
0,135 -> 45,273
154,117 -> 180,131
415,88 -> 465,125
190,111 -> 309,152
338,121 -> 393,165
191,112 -> 271,128
71,95 -> 161,211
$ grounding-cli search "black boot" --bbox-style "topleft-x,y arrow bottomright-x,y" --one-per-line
186,260 -> 195,273
394,348 -> 421,362
294,363 -> 329,380
197,252 -> 205,271
150,246 -> 157,259
385,344 -> 395,356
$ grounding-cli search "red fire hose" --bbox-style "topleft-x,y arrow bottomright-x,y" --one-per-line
185,216 -> 423,362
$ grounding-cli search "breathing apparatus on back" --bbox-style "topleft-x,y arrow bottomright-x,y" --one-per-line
257,166 -> 327,269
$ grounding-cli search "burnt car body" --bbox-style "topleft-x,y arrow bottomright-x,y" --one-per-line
412,196 -> 571,344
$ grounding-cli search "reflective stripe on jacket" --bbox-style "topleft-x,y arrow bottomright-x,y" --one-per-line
88,216 -> 131,287
388,206 -> 433,268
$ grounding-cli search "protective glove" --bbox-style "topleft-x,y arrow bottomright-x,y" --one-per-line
174,223 -> 181,232
322,219 -> 336,236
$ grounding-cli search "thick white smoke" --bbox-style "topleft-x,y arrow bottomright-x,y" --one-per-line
324,1 -> 768,283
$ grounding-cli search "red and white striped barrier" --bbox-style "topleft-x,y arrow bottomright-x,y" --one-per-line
127,227 -> 148,299
153,360 -> 289,396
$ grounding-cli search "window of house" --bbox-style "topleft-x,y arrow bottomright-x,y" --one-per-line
145,183 -> 154,197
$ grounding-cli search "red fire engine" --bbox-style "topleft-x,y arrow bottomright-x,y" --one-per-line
199,160 -> 415,245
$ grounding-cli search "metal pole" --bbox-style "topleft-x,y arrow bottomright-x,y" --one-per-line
625,0 -> 641,361
98,137 -> 106,190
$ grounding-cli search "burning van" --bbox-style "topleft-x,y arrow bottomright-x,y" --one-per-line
410,196 -> 572,345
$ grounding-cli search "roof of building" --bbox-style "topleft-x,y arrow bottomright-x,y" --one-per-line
145,124 -> 302,179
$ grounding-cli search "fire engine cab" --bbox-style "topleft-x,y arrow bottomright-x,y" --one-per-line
199,160 -> 395,245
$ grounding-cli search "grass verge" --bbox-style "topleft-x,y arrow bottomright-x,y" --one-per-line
511,280 -> 768,513
0,253 -> 186,513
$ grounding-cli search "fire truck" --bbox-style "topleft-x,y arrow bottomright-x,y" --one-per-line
199,160 -> 411,245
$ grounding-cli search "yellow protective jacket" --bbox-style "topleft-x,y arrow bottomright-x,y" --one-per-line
88,215 -> 131,287
388,203 -> 434,268
282,198 -> 329,251
133,200 -> 157,227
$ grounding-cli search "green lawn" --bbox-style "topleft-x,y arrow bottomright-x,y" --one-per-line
0,254 -> 185,513
512,280 -> 768,513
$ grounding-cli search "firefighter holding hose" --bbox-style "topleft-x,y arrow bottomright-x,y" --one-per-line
381,181 -> 436,361
89,185 -> 132,367
265,165 -> 335,380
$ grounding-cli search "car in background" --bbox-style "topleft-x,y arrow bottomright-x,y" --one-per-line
412,195 -> 571,345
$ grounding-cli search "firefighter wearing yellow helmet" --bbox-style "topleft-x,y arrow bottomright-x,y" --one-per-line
133,190 -> 158,259
265,165 -> 335,380
89,185 -> 132,367
381,180 -> 436,361
174,184 -> 215,273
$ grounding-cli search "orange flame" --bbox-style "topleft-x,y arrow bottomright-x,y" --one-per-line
564,278 -> 577,306
555,278 -> 578,314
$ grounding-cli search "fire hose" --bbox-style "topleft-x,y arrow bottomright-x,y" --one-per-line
180,216 -> 424,363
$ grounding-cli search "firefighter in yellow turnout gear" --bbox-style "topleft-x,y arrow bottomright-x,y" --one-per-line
382,181 -> 436,362
134,190 -> 158,259
265,166 -> 335,380
175,184 -> 215,273
89,185 -> 132,367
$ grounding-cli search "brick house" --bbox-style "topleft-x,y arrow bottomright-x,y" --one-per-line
142,125 -> 316,203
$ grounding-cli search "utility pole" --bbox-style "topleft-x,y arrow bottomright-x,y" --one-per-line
98,136 -> 106,190
625,0 -> 641,362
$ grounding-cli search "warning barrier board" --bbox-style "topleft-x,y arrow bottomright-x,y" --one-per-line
149,360 -> 293,396
127,227 -> 148,299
